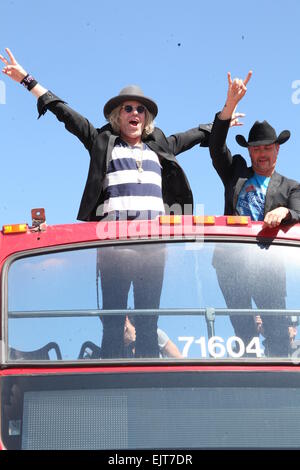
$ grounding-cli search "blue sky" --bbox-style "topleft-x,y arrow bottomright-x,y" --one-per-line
1,0 -> 300,226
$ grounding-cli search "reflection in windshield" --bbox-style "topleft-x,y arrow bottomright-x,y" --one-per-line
213,243 -> 289,357
6,240 -> 300,361
97,244 -> 166,358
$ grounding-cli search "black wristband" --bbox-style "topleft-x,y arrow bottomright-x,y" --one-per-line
20,74 -> 38,91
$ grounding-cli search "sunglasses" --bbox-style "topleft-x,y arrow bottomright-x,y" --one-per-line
121,104 -> 146,114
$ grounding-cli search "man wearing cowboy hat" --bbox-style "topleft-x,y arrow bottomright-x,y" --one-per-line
1,48 -> 212,359
210,70 -> 300,227
209,71 -> 300,357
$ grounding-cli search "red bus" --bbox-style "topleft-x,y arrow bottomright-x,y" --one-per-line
1,211 -> 300,451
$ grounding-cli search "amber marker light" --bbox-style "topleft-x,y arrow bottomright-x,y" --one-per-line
2,223 -> 28,234
226,216 -> 249,225
159,215 -> 182,225
193,216 -> 215,225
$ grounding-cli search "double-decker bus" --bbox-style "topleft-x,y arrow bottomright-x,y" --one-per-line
1,210 -> 300,453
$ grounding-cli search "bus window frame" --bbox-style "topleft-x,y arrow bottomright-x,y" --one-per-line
2,235 -> 300,366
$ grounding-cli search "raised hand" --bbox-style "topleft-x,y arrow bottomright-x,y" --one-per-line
226,70 -> 252,107
0,48 -> 27,83
219,70 -> 252,121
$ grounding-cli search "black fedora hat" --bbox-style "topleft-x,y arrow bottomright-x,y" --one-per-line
236,120 -> 290,148
103,85 -> 158,119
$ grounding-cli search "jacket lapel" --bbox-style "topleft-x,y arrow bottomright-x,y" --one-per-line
264,172 -> 281,216
233,167 -> 254,213
106,134 -> 118,171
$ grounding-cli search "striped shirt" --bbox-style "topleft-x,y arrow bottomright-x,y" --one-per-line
98,139 -> 165,220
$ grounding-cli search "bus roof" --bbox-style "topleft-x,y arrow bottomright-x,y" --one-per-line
1,215 -> 300,262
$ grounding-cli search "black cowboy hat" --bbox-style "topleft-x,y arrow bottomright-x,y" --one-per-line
236,120 -> 290,147
103,85 -> 158,119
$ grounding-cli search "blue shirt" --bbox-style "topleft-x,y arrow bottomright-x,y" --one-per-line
236,173 -> 271,221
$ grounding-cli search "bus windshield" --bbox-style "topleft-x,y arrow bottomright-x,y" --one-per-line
4,239 -> 300,362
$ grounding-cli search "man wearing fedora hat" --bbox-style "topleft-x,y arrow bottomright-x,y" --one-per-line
209,71 -> 300,357
1,48 -> 212,358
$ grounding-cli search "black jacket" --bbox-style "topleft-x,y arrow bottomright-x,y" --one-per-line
37,91 -> 211,221
209,113 -> 300,222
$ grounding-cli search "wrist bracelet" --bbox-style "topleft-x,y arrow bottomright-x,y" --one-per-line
20,74 -> 38,91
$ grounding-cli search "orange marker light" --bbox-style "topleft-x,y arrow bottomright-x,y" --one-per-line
2,224 -> 28,234
226,216 -> 249,225
159,215 -> 182,225
193,216 -> 215,225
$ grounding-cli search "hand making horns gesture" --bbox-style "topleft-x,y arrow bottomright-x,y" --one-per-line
0,48 -> 27,83
220,70 -> 252,122
226,70 -> 253,107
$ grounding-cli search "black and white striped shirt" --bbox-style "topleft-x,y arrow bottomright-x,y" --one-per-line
99,139 -> 165,220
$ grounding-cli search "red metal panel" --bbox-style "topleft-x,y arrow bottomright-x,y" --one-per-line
1,364 -> 300,376
2,217 -> 300,267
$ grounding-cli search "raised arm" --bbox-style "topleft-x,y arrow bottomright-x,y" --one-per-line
0,48 -> 47,98
167,124 -> 212,156
164,73 -> 251,157
209,71 -> 252,182
1,48 -> 98,150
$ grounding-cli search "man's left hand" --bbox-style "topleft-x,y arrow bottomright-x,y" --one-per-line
230,111 -> 245,127
263,207 -> 290,228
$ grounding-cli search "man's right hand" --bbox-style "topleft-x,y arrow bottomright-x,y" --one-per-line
1,47 -> 48,98
219,70 -> 252,120
0,48 -> 28,83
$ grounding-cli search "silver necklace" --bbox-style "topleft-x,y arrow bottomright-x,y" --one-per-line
136,159 -> 143,173
130,143 -> 144,182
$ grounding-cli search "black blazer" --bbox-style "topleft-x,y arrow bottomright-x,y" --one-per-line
37,91 -> 211,221
209,113 -> 300,223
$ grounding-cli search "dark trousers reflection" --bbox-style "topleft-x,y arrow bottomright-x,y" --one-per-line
213,245 -> 290,357
97,244 -> 166,358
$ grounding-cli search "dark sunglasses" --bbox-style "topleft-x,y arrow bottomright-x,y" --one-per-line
122,104 -> 146,114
